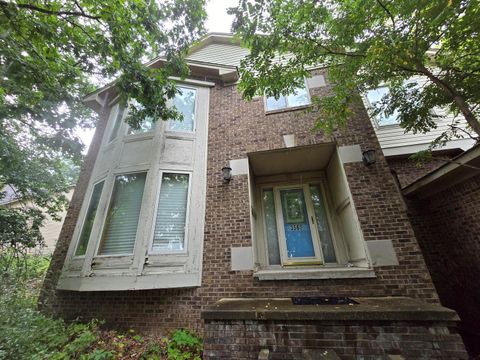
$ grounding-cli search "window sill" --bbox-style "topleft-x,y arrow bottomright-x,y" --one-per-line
265,104 -> 311,115
254,267 -> 376,281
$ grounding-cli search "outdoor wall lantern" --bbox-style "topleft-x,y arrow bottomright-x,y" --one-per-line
362,148 -> 376,167
222,166 -> 232,183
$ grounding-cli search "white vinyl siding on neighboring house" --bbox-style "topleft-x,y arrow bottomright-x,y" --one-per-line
364,79 -> 475,155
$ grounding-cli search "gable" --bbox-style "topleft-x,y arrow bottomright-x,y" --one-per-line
187,43 -> 249,67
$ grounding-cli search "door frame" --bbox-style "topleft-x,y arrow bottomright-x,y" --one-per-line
273,184 -> 325,266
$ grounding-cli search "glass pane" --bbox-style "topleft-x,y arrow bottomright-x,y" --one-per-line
109,107 -> 124,142
128,99 -> 155,134
262,189 -> 281,265
310,185 -> 337,263
168,87 -> 196,132
75,181 -> 104,256
366,87 -> 400,126
286,86 -> 309,107
99,173 -> 146,255
152,173 -> 189,252
280,188 -> 315,258
266,95 -> 287,111
128,117 -> 155,134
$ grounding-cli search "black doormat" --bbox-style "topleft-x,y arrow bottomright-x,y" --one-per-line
291,296 -> 358,305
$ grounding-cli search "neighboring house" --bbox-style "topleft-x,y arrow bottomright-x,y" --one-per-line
40,34 -> 469,359
0,186 -> 74,255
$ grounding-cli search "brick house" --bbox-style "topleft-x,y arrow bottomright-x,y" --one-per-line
40,33 -> 470,359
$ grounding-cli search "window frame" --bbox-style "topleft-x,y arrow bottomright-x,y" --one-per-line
107,105 -> 126,143
147,169 -> 193,255
93,170 -> 149,258
73,178 -> 106,258
364,85 -> 400,128
166,85 -> 198,134
257,175 -> 347,269
264,78 -> 311,112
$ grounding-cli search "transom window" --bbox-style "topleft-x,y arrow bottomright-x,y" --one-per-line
365,86 -> 400,126
265,83 -> 310,111
261,182 -> 338,266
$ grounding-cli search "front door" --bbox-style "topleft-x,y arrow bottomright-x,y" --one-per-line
276,186 -> 323,265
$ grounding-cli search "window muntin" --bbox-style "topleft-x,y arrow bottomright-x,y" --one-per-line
151,172 -> 190,252
108,107 -> 125,142
168,87 -> 197,132
75,180 -> 105,256
265,83 -> 310,111
365,86 -> 400,126
98,173 -> 146,255
261,182 -> 338,266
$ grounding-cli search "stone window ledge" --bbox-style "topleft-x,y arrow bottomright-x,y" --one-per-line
254,267 -> 376,281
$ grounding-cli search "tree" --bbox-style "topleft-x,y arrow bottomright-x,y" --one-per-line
229,0 -> 480,146
0,0 -> 206,259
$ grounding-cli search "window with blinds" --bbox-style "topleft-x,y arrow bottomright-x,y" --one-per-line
152,173 -> 189,252
75,180 -> 105,256
99,173 -> 146,255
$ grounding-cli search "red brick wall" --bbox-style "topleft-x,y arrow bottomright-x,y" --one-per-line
408,174 -> 480,356
39,73 -> 439,334
204,319 -> 467,359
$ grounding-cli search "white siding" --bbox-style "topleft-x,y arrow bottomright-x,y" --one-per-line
187,43 -> 249,67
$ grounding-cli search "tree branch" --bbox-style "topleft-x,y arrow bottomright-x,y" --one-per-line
375,0 -> 396,30
0,1 -> 101,20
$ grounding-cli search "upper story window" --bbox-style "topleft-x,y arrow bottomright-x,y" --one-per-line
365,86 -> 400,126
108,107 -> 125,142
127,99 -> 155,135
168,87 -> 196,132
265,82 -> 310,111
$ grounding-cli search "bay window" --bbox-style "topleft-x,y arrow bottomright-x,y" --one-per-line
59,82 -> 210,291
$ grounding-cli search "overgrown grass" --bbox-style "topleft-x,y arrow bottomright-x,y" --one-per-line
0,255 -> 203,360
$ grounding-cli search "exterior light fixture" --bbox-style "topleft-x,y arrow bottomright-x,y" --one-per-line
222,166 -> 232,183
362,148 -> 376,167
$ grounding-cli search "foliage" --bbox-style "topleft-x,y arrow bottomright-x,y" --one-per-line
166,329 -> 203,360
0,257 -> 203,360
0,0 -> 206,257
229,0 -> 480,147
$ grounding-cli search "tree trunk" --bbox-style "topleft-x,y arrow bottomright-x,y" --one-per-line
418,64 -> 480,137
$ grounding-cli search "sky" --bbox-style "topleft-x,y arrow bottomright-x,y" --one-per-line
78,0 -> 237,151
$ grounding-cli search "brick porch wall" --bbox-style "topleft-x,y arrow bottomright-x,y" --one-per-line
39,72 -> 438,334
203,319 -> 467,360
408,174 -> 480,356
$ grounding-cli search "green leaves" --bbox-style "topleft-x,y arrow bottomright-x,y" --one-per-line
232,0 -> 480,141
0,0 -> 206,256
